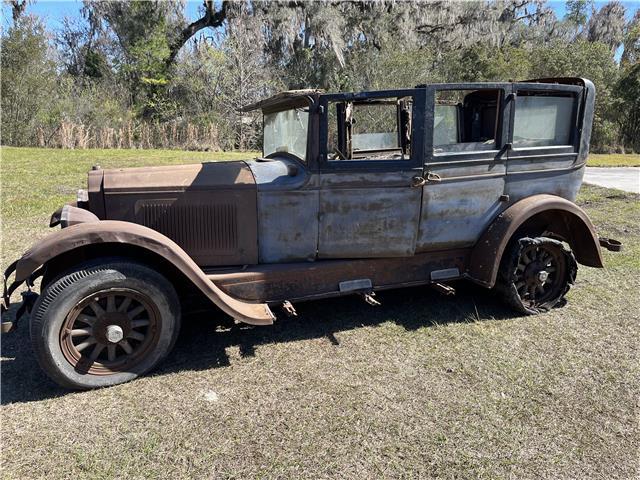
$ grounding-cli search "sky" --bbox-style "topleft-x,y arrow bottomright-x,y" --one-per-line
2,0 -> 639,47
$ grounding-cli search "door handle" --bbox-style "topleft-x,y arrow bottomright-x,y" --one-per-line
426,172 -> 442,183
411,176 -> 427,187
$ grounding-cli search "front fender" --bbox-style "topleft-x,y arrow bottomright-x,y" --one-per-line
467,194 -> 604,288
12,221 -> 275,325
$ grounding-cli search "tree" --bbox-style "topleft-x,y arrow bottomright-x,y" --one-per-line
588,1 -> 626,53
616,63 -> 640,152
565,0 -> 593,27
5,0 -> 30,21
1,16 -> 57,145
166,0 -> 228,67
621,10 -> 640,67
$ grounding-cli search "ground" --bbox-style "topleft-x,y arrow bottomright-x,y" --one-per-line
1,147 -> 638,479
587,153 -> 640,167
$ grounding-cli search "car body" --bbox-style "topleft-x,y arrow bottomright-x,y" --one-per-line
1,77 -> 619,388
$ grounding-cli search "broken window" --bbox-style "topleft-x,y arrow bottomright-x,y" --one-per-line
433,89 -> 501,153
327,97 -> 412,161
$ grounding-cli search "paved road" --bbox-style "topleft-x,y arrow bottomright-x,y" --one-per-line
584,167 -> 640,194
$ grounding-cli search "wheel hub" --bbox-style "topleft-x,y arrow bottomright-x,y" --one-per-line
537,270 -> 549,283
105,325 -> 124,343
513,242 -> 566,307
524,261 -> 548,286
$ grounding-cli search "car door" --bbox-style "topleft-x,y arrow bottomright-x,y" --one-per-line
317,90 -> 426,258
505,82 -> 585,202
416,84 -> 510,252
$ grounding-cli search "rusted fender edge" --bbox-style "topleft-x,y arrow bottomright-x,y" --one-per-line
11,220 -> 275,326
467,194 -> 604,288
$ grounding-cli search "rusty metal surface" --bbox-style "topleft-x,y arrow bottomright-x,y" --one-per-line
466,194 -> 603,288
504,165 -> 585,204
100,162 -> 259,266
317,170 -> 423,258
241,89 -> 321,113
52,204 -> 99,227
102,161 -> 255,191
248,158 -> 319,263
416,177 -> 506,251
87,169 -> 105,219
206,248 -> 470,303
13,221 -> 275,325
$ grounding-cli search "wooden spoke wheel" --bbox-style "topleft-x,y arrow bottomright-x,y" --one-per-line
30,260 -> 180,389
60,289 -> 161,375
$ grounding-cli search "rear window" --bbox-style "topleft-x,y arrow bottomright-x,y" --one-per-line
513,94 -> 574,147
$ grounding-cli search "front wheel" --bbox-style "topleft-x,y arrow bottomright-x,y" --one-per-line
30,260 -> 181,389
497,237 -> 577,315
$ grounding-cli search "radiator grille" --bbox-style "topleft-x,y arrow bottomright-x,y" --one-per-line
140,202 -> 238,254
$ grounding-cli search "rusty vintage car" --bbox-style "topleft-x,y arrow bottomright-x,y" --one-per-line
2,77 -> 621,389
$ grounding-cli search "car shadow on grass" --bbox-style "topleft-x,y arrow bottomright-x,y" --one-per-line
1,282 -> 516,405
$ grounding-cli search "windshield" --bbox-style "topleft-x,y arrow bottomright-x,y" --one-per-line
263,108 -> 309,161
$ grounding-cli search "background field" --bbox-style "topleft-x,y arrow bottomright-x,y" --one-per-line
1,147 -> 638,479
588,153 -> 640,167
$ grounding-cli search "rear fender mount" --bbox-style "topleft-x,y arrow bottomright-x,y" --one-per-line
5,221 -> 275,326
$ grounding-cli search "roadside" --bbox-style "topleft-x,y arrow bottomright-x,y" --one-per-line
588,153 -> 640,167
584,166 -> 640,194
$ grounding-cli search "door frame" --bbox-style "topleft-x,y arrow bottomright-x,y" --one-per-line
315,88 -> 427,259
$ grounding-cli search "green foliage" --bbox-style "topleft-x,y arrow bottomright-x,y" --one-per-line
616,63 -> 640,152
1,16 -> 57,146
527,40 -> 621,150
565,0 -> 593,26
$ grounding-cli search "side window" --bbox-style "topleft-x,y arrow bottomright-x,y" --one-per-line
433,89 -> 501,153
513,93 -> 575,147
327,97 -> 413,161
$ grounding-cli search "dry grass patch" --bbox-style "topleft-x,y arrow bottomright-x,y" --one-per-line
588,153 -> 640,167
1,148 -> 638,479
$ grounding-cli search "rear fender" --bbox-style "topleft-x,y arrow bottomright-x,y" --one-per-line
11,221 -> 275,325
467,194 -> 604,288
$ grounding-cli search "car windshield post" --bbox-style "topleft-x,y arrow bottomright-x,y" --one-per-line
263,108 -> 309,161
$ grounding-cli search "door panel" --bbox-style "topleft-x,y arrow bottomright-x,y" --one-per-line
416,176 -> 504,251
417,85 -> 509,252
317,90 -> 425,259
318,171 -> 422,258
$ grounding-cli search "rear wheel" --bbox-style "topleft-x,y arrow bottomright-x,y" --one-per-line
497,237 -> 577,315
30,260 -> 180,389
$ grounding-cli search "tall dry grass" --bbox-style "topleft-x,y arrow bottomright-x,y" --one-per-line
34,120 -> 223,151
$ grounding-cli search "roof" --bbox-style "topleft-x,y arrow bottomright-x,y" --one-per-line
240,89 -> 324,113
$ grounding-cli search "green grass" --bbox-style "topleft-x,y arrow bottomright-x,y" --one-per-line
1,147 -> 639,479
588,153 -> 640,167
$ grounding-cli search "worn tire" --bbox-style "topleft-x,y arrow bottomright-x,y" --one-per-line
497,237 -> 577,315
30,260 -> 181,389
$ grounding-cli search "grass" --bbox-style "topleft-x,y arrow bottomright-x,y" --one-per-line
1,147 -> 639,479
588,153 -> 640,167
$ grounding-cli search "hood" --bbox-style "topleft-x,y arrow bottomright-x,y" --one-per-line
90,161 -> 259,267
102,161 -> 256,193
